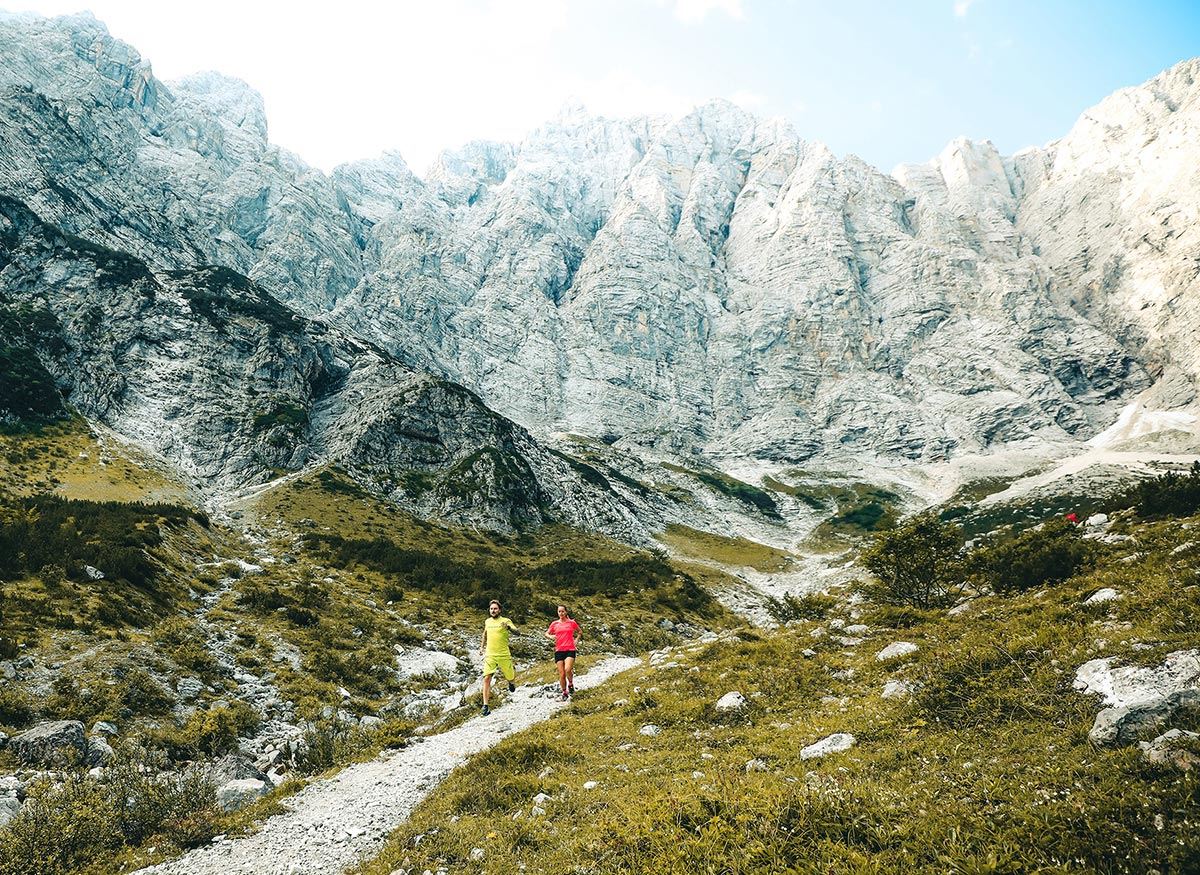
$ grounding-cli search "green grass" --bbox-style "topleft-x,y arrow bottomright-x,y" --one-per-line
658,524 -> 795,573
357,512 -> 1200,875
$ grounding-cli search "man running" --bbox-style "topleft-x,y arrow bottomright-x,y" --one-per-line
545,604 -> 580,700
480,599 -> 517,716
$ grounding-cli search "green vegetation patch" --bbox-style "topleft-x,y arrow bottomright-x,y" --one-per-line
252,400 -> 310,434
1111,461 -> 1200,519
0,346 -> 64,429
175,266 -> 300,334
658,524 -> 795,573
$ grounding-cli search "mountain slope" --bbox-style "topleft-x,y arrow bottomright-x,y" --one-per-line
0,193 -> 644,537
2,11 -> 1196,483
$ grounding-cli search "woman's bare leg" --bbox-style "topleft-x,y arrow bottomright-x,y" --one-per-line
556,659 -> 567,693
565,655 -> 575,690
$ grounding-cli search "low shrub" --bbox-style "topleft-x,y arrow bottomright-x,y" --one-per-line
969,518 -> 1096,594
146,702 -> 260,760
764,591 -> 836,623
1110,462 -> 1200,518
0,744 -> 217,875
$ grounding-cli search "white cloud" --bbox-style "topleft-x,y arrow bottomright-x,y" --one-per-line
728,89 -> 768,110
671,0 -> 745,24
953,0 -> 973,17
559,70 -> 697,121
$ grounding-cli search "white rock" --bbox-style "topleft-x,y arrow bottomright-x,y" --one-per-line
0,796 -> 20,828
1084,588 -> 1121,605
876,642 -> 919,662
639,724 -> 661,737
216,778 -> 268,812
799,733 -> 857,760
881,680 -> 917,700
714,691 -> 747,712
582,780 -> 598,790
469,848 -> 485,861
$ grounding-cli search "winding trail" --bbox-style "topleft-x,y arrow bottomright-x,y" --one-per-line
135,656 -> 642,875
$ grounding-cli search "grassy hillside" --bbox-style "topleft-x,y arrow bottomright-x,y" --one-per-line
358,513 -> 1200,874
0,423 -> 746,874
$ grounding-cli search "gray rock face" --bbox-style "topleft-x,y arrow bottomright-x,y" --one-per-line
0,194 -> 643,537
9,719 -> 86,765
1139,729 -> 1200,770
0,11 -> 1197,508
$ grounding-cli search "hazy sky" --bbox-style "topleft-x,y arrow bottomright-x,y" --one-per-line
8,0 -> 1200,175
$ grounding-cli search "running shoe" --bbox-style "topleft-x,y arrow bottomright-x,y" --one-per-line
481,704 -> 490,716
567,683 -> 575,695
561,691 -> 569,701
507,681 -> 516,693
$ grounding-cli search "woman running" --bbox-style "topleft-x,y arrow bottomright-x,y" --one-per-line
545,605 -> 580,700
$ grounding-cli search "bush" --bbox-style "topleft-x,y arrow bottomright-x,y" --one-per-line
859,512 -> 964,608
0,493 -> 203,602
0,744 -> 217,875
0,684 -> 35,728
764,591 -> 836,623
147,702 -> 260,759
1111,462 -> 1200,518
969,519 -> 1096,594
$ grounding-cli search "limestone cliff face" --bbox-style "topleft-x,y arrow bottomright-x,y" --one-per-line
0,10 -> 1196,512
0,194 -> 645,538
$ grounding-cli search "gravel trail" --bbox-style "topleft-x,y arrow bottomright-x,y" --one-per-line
135,656 -> 642,875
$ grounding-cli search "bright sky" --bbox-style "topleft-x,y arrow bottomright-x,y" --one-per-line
7,0 -> 1200,175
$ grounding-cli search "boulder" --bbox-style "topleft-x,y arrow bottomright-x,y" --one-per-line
9,720 -> 86,765
1074,651 -> 1200,745
799,733 -> 857,760
876,642 -> 919,662
714,691 -> 747,712
882,680 -> 917,700
639,724 -> 661,737
1084,588 -> 1121,605
1138,729 -> 1200,770
87,736 -> 115,767
947,600 -> 974,616
177,677 -> 204,701
208,753 -> 268,785
216,778 -> 268,812
1089,690 -> 1200,745
0,796 -> 20,828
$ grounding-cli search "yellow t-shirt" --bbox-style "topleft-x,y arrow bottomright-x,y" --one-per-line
484,616 -> 516,657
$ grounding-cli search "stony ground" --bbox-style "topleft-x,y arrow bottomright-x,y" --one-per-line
134,656 -> 641,875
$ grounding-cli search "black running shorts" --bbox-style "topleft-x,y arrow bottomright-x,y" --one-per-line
554,649 -> 577,662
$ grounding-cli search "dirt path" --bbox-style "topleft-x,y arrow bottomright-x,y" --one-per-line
134,655 -> 641,875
